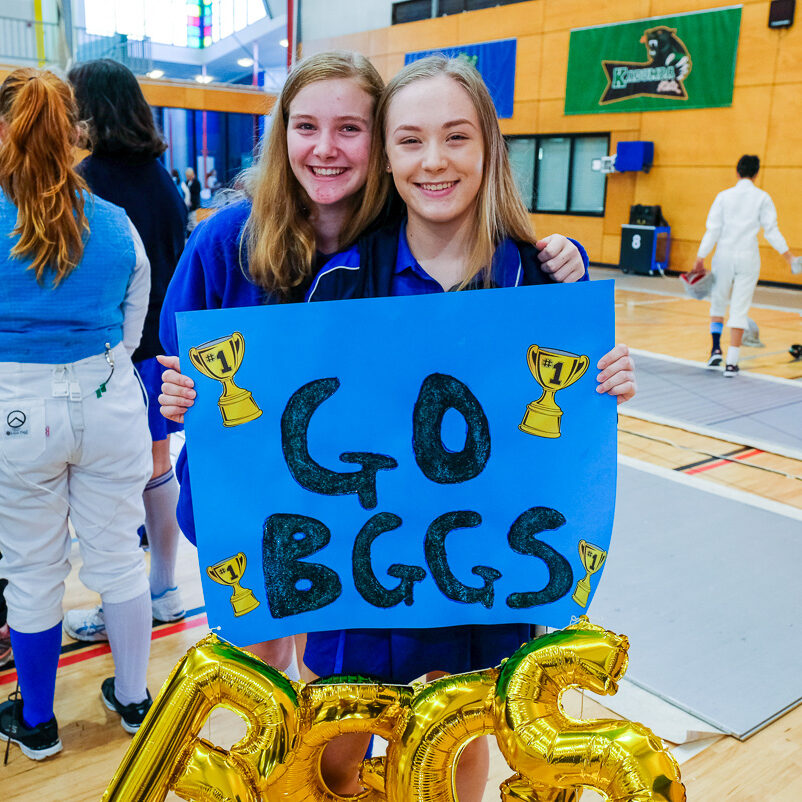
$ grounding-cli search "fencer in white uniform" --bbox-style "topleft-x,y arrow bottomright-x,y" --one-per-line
693,155 -> 795,376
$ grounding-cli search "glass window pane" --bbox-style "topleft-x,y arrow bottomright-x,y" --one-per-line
570,136 -> 607,213
507,138 -> 536,212
536,137 -> 570,212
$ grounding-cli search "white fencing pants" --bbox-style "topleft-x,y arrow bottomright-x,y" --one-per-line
0,343 -> 152,633
710,249 -> 761,330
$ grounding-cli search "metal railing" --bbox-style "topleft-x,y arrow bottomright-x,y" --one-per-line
0,17 -> 153,74
0,16 -> 61,64
73,29 -> 153,74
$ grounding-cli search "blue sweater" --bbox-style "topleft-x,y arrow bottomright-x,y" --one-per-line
0,190 -> 136,363
79,153 -> 187,362
160,199 -> 314,541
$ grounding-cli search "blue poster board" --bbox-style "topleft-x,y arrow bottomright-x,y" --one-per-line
177,281 -> 616,646
405,38 -> 517,119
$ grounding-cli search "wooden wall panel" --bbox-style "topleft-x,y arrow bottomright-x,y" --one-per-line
634,165 -> 731,240
603,167 -> 638,236
733,2 -> 779,87
774,21 -> 802,84
538,100 -> 640,133
532,213 -> 604,259
537,32 -> 569,101
457,1 -> 543,41
666,237 -> 699,273
765,83 -> 802,166
601,233 -> 621,264
542,0 -> 651,32
386,15 -> 459,54
761,167 -> 802,245
500,101 -> 539,135
513,35 -> 543,103
638,87 -> 772,168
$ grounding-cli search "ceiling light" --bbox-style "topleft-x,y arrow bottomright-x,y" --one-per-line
195,74 -> 213,84
237,57 -> 254,67
147,69 -> 165,79
279,38 -> 289,48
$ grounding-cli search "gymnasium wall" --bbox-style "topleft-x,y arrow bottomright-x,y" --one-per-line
304,0 -> 802,286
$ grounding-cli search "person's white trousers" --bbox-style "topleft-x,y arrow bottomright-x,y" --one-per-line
0,343 -> 151,633
710,248 -> 761,330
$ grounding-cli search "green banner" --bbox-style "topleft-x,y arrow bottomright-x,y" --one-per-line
565,6 -> 742,115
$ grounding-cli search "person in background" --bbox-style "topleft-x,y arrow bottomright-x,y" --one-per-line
0,68 -> 153,760
171,167 -> 190,207
61,58 -> 188,643
185,166 -> 201,231
206,168 -> 219,194
691,154 -> 796,376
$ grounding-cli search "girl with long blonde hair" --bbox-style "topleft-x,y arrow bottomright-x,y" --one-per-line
0,68 -> 154,759
302,54 -> 636,800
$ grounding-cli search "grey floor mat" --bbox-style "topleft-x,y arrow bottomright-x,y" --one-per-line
589,460 -> 802,740
625,353 -> 802,458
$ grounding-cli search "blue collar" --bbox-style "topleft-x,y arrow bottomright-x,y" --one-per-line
394,219 -> 523,288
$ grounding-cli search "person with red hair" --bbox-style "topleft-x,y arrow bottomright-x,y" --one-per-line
0,68 -> 154,760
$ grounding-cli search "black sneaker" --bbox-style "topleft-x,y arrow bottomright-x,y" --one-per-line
707,349 -> 723,367
723,363 -> 739,377
0,695 -> 62,760
790,344 -> 802,361
101,678 -> 152,734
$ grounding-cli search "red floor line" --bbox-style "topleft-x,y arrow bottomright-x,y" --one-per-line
684,448 -> 763,475
0,614 -> 208,686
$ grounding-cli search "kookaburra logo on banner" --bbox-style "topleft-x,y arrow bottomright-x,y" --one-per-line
600,26 -> 691,104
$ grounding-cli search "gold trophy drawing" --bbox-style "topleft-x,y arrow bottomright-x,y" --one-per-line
206,552 -> 260,617
519,344 -> 589,438
572,540 -> 608,607
188,331 -> 262,427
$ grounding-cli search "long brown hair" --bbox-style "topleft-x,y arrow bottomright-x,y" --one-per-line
0,68 -> 89,286
376,55 -> 536,288
244,50 -> 389,295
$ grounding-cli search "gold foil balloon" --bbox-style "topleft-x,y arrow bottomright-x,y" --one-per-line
104,621 -> 685,802
492,617 -> 685,802
384,669 -> 497,801
274,678 -> 414,802
102,633 -> 300,802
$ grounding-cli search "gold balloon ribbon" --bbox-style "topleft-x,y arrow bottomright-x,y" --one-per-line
492,618 -> 685,802
103,621 -> 686,802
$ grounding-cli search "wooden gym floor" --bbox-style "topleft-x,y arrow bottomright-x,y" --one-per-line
1,269 -> 800,801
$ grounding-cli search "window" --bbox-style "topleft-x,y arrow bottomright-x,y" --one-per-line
392,0 -> 528,24
84,0 -> 266,47
392,0 -> 432,25
506,134 -> 609,215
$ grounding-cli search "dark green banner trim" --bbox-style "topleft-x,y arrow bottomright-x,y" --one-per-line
565,6 -> 742,115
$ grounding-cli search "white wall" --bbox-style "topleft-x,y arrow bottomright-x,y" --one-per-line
300,0 -> 392,42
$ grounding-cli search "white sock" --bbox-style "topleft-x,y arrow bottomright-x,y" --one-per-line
103,591 -> 151,705
727,346 -> 740,366
144,468 -> 180,597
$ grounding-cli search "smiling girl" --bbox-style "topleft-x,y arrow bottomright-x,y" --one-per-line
159,53 -> 587,581
302,54 -> 635,800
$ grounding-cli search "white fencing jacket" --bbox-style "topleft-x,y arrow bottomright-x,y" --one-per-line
698,178 -> 788,260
